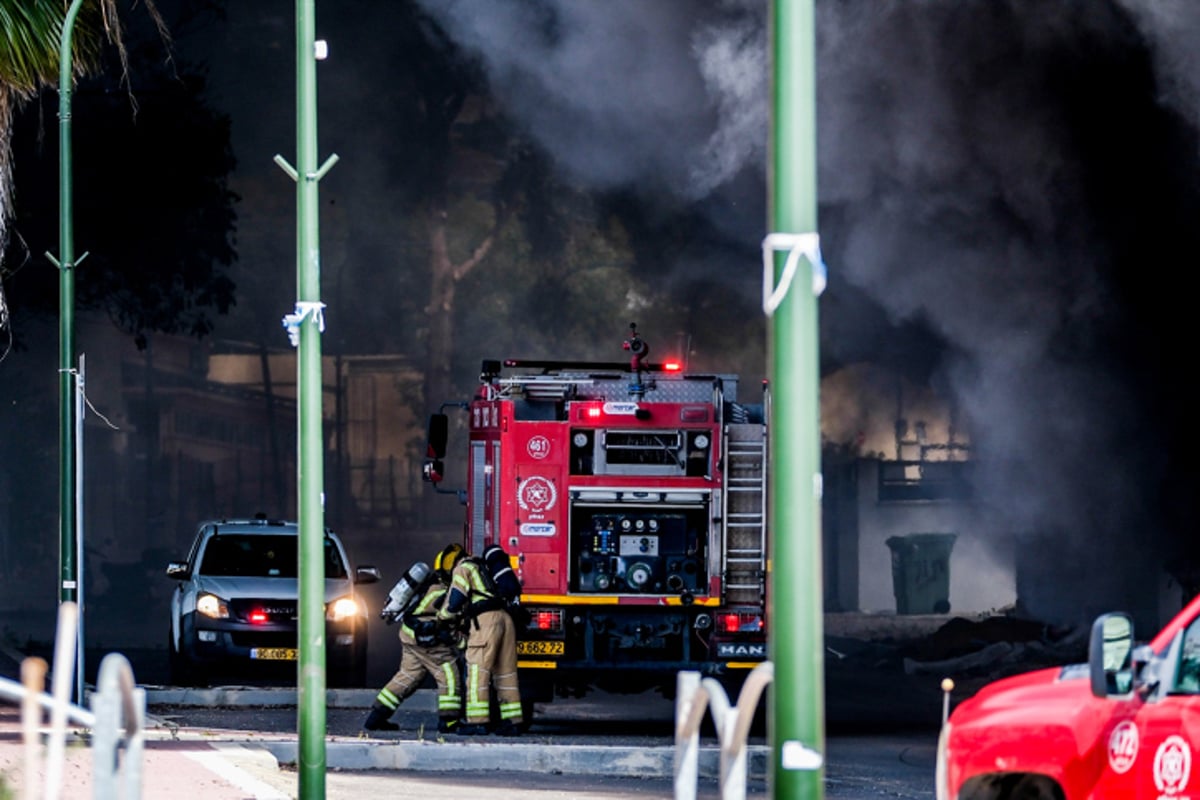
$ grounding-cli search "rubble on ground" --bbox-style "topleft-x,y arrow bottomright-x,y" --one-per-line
823,613 -> 1091,725
899,614 -> 1088,679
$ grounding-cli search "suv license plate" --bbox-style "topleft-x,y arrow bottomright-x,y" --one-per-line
252,647 -> 298,661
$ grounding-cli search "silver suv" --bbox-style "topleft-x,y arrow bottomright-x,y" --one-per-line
166,517 -> 380,687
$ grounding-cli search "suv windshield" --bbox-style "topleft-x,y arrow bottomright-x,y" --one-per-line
198,534 -> 348,579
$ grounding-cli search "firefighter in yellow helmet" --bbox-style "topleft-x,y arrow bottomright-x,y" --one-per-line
436,547 -> 523,736
363,543 -> 465,733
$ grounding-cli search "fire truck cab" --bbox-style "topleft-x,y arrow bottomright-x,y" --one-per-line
424,326 -> 769,704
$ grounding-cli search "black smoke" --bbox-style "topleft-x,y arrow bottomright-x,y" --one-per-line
5,0 -> 1200,657
419,0 -> 1200,627
417,0 -> 764,202
819,0 -> 1200,627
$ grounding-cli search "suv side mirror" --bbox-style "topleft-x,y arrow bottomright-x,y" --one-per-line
355,565 -> 382,585
166,561 -> 190,580
1089,612 -> 1134,697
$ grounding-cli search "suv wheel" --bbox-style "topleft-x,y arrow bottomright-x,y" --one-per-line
167,632 -> 207,687
329,659 -> 366,689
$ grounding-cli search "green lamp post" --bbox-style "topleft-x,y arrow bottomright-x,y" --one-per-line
46,0 -> 90,704
767,1 -> 825,797
276,1 -> 338,796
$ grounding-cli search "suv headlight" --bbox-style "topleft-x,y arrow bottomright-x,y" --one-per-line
326,596 -> 360,622
196,593 -> 229,619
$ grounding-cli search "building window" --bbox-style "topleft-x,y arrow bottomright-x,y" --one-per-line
878,460 -> 973,503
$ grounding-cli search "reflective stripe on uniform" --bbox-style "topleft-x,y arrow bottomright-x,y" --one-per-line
438,661 -> 460,712
376,687 -> 399,710
465,662 -> 489,722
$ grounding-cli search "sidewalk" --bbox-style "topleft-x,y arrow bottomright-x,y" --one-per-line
0,703 -> 293,800
2,642 -> 938,799
1,643 -> 304,799
0,705 -> 753,799
0,683 -> 759,799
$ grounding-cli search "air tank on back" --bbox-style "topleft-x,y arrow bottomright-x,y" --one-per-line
379,561 -> 431,624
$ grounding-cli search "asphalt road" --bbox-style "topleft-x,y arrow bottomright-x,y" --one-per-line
141,688 -> 938,799
197,757 -> 933,800
74,639 -> 952,733
3,615 -> 963,797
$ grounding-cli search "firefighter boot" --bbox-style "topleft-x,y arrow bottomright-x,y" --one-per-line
493,719 -> 521,737
436,717 -> 460,735
363,706 -> 399,732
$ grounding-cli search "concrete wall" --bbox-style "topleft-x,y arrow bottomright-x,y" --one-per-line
849,459 -> 1016,616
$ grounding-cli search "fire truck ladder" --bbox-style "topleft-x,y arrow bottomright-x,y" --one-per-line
494,375 -> 594,401
722,423 -> 767,606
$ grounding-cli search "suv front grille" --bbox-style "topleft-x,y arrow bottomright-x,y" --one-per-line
229,598 -> 297,623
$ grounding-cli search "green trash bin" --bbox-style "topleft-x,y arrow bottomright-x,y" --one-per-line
886,533 -> 957,614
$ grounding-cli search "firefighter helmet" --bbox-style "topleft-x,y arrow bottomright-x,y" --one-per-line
435,543 -> 464,579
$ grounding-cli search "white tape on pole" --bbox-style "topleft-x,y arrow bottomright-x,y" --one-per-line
761,232 -> 826,316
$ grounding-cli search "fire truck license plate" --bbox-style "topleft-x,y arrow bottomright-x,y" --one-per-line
251,647 -> 298,661
517,641 -> 564,656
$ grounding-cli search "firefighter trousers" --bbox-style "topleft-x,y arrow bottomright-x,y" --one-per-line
464,608 -> 522,725
372,634 -> 461,722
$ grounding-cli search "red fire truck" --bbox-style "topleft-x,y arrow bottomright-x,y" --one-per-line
937,593 -> 1200,799
422,324 -> 769,705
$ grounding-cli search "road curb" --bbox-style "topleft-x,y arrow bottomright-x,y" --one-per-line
257,738 -> 769,779
140,685 -> 771,780
141,687 -> 387,709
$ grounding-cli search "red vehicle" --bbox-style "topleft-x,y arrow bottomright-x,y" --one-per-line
937,593 -> 1200,799
422,325 -> 769,706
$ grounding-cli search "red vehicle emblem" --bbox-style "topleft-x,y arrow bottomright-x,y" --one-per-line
518,476 -> 557,513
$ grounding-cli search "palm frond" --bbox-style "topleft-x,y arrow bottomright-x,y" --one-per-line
0,0 -> 109,95
0,0 -> 167,280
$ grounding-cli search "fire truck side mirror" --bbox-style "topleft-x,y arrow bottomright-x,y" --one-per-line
426,413 -> 449,459
423,459 -> 444,484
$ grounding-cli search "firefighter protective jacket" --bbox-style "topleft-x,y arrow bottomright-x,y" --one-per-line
437,559 -> 504,625
400,580 -> 449,644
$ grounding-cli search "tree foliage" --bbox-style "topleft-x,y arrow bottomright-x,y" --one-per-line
0,0 -> 170,329
365,3 -> 689,407
1,0 -> 110,228
3,14 -> 236,349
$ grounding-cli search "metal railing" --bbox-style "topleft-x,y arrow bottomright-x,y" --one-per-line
674,661 -> 773,800
0,602 -> 145,800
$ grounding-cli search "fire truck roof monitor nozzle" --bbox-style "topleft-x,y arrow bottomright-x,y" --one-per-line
623,322 -> 650,399
480,360 -> 502,381
623,322 -> 649,365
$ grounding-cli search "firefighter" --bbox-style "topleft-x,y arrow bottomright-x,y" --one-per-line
436,549 -> 523,736
362,543 -> 465,733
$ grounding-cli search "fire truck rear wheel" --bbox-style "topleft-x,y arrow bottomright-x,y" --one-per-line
521,698 -> 536,731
